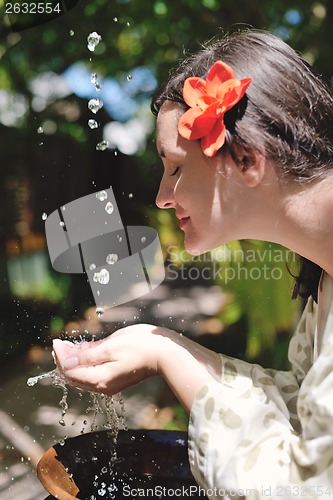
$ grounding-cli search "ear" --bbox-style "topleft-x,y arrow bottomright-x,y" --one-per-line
229,144 -> 268,188
237,151 -> 267,188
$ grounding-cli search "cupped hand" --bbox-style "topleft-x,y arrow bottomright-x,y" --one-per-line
52,323 -> 222,413
52,324 -> 169,395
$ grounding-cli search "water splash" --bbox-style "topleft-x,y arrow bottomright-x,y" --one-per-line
87,32 -> 102,52
41,212 -> 48,221
27,369 -> 56,387
88,99 -> 103,114
27,365 -> 127,443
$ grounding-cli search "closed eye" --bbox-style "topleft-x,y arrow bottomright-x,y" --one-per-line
170,166 -> 180,176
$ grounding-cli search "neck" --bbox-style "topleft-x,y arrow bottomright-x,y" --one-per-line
269,175 -> 333,278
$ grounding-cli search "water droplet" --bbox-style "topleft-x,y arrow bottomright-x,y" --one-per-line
93,269 -> 110,285
141,236 -> 146,243
113,17 -> 118,22
96,190 -> 108,201
105,202 -> 114,214
59,418 -> 66,426
87,31 -> 102,52
101,466 -> 108,474
128,193 -> 133,198
130,435 -> 135,441
99,268 -> 109,284
88,119 -> 98,129
41,212 -> 47,221
89,263 -> 96,271
91,73 -> 98,84
126,74 -> 132,81
97,290 -> 100,296
88,98 -> 103,114
69,30 -> 74,36
106,253 -> 118,265
60,221 -> 65,227
96,140 -> 109,151
90,73 -> 102,91
37,126 -> 44,134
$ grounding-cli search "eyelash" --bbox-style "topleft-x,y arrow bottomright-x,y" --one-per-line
170,166 -> 180,176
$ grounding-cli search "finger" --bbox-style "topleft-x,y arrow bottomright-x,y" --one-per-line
54,339 -> 114,370
52,339 -> 83,365
64,364 -> 107,390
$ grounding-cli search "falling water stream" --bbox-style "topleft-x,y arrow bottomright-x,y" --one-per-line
27,368 -> 127,441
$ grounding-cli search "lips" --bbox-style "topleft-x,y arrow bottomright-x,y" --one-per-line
178,216 -> 190,229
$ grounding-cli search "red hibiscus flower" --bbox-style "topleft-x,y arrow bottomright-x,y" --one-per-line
178,60 -> 252,157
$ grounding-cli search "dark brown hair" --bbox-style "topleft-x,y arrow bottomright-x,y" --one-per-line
151,30 -> 333,301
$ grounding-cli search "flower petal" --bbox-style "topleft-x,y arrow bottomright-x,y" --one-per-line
206,61 -> 235,97
201,117 -> 226,157
197,98 -> 221,116
221,78 -> 252,111
183,77 -> 207,107
178,108 -> 216,140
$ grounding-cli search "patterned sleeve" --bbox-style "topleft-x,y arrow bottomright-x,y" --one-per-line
188,295 -> 333,499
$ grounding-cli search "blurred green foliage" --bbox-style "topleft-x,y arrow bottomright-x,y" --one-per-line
212,241 -> 300,360
164,403 -> 189,431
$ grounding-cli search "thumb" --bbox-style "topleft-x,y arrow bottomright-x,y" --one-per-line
52,339 -> 81,368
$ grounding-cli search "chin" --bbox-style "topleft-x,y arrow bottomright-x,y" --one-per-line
184,238 -> 212,256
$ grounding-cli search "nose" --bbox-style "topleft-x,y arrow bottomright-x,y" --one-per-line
155,174 -> 176,209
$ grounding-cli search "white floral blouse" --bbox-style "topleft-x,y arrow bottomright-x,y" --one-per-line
188,272 -> 333,500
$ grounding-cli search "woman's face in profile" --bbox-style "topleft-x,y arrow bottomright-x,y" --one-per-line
155,101 -> 250,255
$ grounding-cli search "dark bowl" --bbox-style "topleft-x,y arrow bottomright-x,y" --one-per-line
38,429 -> 207,499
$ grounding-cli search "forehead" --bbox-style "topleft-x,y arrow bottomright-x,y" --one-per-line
156,102 -> 185,157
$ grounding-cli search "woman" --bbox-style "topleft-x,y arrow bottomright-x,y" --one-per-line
53,30 -> 333,498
